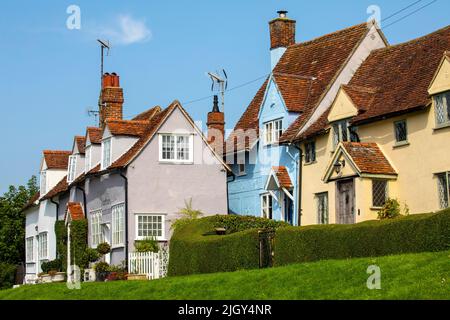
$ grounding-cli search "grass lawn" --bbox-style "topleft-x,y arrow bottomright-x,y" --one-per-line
1,250 -> 449,300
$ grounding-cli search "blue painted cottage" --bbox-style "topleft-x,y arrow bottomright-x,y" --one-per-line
225,11 -> 386,225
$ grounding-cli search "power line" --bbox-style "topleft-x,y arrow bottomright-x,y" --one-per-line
381,0 -> 424,22
383,0 -> 438,29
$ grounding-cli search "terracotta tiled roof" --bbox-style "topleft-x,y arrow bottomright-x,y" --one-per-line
283,25 -> 450,143
74,136 -> 86,154
348,25 -> 450,124
86,127 -> 103,144
273,166 -> 293,188
342,142 -> 396,175
22,192 -> 40,212
41,176 -> 68,200
65,202 -> 84,221
43,150 -> 71,170
105,119 -> 150,137
295,108 -> 331,141
132,106 -> 162,121
227,22 -> 371,150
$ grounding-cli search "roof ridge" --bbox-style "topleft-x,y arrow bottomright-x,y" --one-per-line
289,22 -> 368,48
43,150 -> 71,154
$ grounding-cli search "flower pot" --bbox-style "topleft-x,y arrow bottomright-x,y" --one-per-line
127,274 -> 148,281
40,274 -> 52,283
51,272 -> 65,283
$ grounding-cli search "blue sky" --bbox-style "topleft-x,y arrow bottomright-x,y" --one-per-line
0,0 -> 448,192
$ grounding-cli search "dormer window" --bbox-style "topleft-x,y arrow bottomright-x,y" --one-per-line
264,119 -> 283,145
332,119 -> 359,148
67,155 -> 77,183
434,91 -> 450,126
40,171 -> 47,195
101,138 -> 112,169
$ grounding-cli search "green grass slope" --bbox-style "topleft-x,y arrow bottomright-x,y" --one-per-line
1,250 -> 449,300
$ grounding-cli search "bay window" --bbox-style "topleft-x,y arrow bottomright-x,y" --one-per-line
159,134 -> 193,163
136,214 -> 165,240
90,210 -> 103,247
38,232 -> 48,260
26,237 -> 34,262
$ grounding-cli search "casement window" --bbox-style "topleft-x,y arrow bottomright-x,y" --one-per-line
263,119 -> 283,145
111,203 -> 125,246
90,210 -> 103,247
437,172 -> 450,209
434,91 -> 450,126
101,138 -> 112,169
38,232 -> 48,260
85,146 -> 91,173
305,141 -> 316,164
261,194 -> 273,219
40,171 -> 47,195
26,237 -> 34,262
136,214 -> 165,240
316,193 -> 329,225
67,155 -> 77,183
372,180 -> 388,208
332,120 -> 359,148
394,120 -> 408,143
159,134 -> 193,163
238,163 -> 246,176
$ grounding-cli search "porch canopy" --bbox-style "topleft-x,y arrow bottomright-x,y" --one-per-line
323,142 -> 398,182
265,166 -> 295,202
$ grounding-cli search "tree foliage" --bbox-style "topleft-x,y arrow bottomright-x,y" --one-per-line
0,176 -> 38,264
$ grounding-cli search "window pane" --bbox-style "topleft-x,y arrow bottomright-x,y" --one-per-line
372,180 -> 388,207
446,92 -> 450,122
317,193 -> 329,225
341,122 -> 348,142
349,126 -> 360,142
395,120 -> 407,142
162,135 -> 175,160
435,94 -> 446,125
437,173 -> 449,209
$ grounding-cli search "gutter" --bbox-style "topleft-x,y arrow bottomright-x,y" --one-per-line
119,170 -> 129,270
50,198 -> 60,222
290,143 -> 303,227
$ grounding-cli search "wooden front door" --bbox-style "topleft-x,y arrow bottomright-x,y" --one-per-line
336,179 -> 355,224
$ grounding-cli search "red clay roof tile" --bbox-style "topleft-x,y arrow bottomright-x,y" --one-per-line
342,142 -> 396,175
105,119 -> 150,137
86,127 -> 103,144
272,166 -> 293,188
41,176 -> 69,200
74,136 -> 86,154
65,202 -> 84,221
43,150 -> 71,170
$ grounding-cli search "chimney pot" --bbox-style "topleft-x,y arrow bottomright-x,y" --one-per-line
277,10 -> 288,18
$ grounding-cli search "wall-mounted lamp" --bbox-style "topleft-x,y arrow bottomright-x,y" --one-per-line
334,159 -> 346,174
35,225 -> 38,232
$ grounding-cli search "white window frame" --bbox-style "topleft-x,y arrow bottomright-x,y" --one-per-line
111,203 -> 125,247
26,237 -> 34,263
90,209 -> 103,248
135,214 -> 165,241
261,193 -> 273,219
101,138 -> 112,170
434,91 -> 450,126
158,134 -> 193,163
263,119 -> 283,145
67,155 -> 77,183
40,170 -> 47,195
38,232 -> 48,260
85,146 -> 92,173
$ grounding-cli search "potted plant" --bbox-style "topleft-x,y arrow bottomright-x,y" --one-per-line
39,272 -> 52,283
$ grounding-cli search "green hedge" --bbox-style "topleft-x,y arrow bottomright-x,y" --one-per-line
168,215 -> 279,276
274,209 -> 450,266
0,263 -> 16,290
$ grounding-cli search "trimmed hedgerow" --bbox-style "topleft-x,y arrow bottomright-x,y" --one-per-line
274,209 -> 450,267
168,215 -> 280,276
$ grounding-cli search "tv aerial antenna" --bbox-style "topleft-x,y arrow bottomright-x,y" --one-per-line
207,69 -> 228,113
97,39 -> 111,79
86,107 -> 100,126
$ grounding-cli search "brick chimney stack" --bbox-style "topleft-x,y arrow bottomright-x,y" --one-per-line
207,95 -> 225,153
99,72 -> 124,128
269,11 -> 296,70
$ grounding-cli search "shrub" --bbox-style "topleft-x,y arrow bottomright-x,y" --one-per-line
94,261 -> 110,273
84,248 -> 101,263
213,214 -> 289,234
41,259 -> 62,274
96,242 -> 111,255
274,209 -> 450,267
135,237 -> 159,253
0,263 -> 17,290
378,198 -> 402,220
169,215 -> 268,276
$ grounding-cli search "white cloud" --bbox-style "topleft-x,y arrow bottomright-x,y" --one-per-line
100,15 -> 152,45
